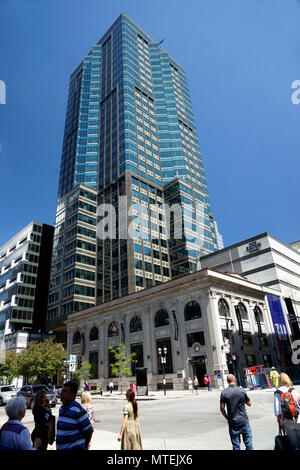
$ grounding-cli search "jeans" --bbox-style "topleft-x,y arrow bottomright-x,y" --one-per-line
229,423 -> 253,450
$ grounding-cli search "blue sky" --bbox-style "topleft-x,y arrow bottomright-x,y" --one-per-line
0,0 -> 299,248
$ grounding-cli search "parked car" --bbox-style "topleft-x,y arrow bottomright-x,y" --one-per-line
54,385 -> 62,397
0,385 -> 17,406
17,385 -> 58,409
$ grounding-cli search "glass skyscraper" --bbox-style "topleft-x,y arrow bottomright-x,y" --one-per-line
47,14 -> 217,334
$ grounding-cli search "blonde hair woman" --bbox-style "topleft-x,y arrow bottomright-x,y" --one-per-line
81,391 -> 95,449
274,373 -> 300,450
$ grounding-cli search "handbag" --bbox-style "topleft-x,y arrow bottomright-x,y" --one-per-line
274,428 -> 292,451
48,415 -> 56,445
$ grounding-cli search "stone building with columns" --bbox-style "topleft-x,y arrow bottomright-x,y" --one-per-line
65,268 -> 285,391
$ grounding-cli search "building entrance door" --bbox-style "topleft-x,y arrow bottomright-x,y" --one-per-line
191,356 -> 207,387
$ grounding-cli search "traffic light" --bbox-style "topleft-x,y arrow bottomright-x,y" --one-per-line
226,353 -> 233,364
78,355 -> 82,369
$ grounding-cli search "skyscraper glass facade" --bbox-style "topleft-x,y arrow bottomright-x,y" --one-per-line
49,14 -> 217,333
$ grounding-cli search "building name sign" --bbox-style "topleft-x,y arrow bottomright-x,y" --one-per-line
246,241 -> 261,254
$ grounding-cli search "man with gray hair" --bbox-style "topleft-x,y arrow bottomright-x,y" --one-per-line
220,374 -> 253,450
0,396 -> 41,450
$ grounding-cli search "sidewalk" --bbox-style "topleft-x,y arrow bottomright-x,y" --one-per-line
87,384 -> 300,401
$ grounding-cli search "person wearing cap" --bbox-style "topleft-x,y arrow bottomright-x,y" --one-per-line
270,367 -> 280,388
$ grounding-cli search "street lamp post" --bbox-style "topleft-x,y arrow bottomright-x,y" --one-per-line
225,315 -> 238,381
158,346 -> 167,396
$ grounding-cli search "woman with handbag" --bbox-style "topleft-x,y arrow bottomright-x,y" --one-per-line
31,390 -> 53,451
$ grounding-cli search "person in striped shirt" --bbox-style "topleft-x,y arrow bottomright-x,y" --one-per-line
56,381 -> 93,450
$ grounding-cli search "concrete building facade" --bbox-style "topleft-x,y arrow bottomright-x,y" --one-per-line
65,269 -> 282,391
199,233 -> 300,348
0,221 -> 54,338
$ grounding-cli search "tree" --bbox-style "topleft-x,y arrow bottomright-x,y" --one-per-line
108,343 -> 136,393
0,351 -> 21,383
17,338 -> 66,383
71,360 -> 91,387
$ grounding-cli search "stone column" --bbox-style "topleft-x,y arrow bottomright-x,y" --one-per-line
168,297 -> 185,390
103,319 -> 108,380
174,297 -> 187,374
143,306 -> 152,373
206,289 -> 228,389
98,320 -> 105,384
148,303 -> 158,390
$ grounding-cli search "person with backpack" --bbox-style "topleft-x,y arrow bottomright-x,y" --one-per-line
274,372 -> 300,450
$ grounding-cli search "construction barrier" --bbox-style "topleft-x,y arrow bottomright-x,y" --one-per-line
244,364 -> 272,390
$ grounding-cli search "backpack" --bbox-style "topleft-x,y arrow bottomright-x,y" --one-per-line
275,388 -> 300,420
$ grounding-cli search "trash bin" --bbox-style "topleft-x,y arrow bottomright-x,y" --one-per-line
130,384 -> 137,393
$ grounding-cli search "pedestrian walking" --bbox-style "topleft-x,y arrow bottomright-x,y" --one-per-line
0,396 -> 42,450
118,389 -> 143,450
220,374 -> 253,450
31,390 -> 53,451
84,381 -> 91,392
193,376 -> 199,395
109,381 -> 114,395
188,377 -> 193,393
270,367 -> 280,388
207,374 -> 212,391
203,374 -> 209,392
56,381 -> 93,450
81,391 -> 95,449
274,372 -> 300,450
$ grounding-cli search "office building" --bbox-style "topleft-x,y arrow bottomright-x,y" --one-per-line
47,185 -> 97,341
47,14 -> 218,336
0,222 -> 54,338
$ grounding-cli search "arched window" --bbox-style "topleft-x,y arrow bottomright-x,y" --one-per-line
254,306 -> 264,323
155,309 -> 169,328
218,298 -> 231,318
89,327 -> 99,342
237,302 -> 248,320
130,315 -> 142,333
73,331 -> 81,345
184,301 -> 201,321
108,321 -> 119,337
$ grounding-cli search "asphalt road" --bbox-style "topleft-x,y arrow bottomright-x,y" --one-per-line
91,390 -> 280,450
1,387 -> 296,450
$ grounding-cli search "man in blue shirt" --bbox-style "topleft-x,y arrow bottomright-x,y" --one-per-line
220,374 -> 253,450
56,381 -> 93,450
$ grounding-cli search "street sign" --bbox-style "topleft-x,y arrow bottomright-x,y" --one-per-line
69,363 -> 76,372
69,355 -> 76,363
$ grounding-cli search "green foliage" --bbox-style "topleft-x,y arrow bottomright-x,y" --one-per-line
1,338 -> 66,383
71,360 -> 91,385
108,343 -> 136,393
0,351 -> 20,382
